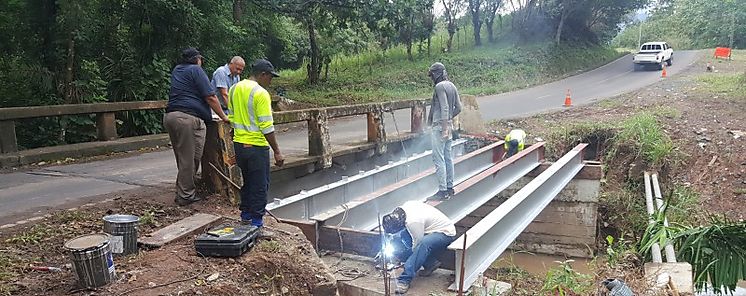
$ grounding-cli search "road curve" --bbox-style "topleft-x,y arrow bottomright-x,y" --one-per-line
478,50 -> 702,121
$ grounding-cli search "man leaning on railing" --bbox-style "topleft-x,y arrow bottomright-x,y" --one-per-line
164,47 -> 229,206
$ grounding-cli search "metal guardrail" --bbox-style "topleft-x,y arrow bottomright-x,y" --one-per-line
447,143 -> 588,292
268,139 -> 466,220
312,141 -> 505,230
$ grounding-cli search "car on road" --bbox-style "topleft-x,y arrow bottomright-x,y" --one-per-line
633,42 -> 673,71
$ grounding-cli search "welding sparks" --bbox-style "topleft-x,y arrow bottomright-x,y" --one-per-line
383,243 -> 395,258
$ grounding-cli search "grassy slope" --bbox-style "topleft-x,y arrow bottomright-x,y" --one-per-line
274,43 -> 623,106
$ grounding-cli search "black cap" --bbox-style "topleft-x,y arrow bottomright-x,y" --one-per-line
252,59 -> 280,77
181,47 -> 203,63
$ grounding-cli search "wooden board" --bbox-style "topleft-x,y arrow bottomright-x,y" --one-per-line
138,213 -> 222,248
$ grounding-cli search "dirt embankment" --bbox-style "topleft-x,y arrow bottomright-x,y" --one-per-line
0,193 -> 334,296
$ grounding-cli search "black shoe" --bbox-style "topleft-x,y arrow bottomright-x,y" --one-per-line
427,190 -> 450,201
418,260 -> 441,277
447,188 -> 455,196
174,195 -> 201,206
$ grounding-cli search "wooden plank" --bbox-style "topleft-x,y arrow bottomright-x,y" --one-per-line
138,213 -> 222,248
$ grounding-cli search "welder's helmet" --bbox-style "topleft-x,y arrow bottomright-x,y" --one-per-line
382,207 -> 406,234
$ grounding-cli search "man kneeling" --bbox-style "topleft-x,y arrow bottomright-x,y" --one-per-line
382,201 -> 456,294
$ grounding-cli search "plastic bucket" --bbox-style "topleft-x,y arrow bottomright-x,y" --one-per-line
103,214 -> 139,256
64,233 -> 116,288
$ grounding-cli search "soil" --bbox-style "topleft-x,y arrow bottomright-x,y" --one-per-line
0,191 -> 334,296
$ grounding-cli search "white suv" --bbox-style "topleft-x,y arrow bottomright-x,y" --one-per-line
633,42 -> 673,71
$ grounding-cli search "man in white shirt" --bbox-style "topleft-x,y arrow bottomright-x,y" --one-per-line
382,201 -> 457,294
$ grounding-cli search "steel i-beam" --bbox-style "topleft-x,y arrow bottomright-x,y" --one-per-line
268,139 -> 466,220
434,142 -> 545,223
313,141 -> 505,229
447,144 -> 588,291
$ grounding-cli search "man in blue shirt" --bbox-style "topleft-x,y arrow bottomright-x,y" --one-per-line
164,47 -> 229,206
211,56 -> 244,111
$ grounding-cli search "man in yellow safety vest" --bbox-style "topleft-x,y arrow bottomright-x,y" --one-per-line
228,59 -> 284,235
503,129 -> 527,159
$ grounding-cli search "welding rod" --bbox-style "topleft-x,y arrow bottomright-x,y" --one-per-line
458,233 -> 467,296
378,213 -> 389,296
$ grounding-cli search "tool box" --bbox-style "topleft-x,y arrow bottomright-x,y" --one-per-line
194,224 -> 259,257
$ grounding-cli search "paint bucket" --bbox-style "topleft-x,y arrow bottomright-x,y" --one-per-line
64,233 -> 116,288
103,214 -> 139,256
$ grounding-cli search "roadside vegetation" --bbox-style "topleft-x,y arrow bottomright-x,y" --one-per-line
277,44 -> 621,106
613,0 -> 746,50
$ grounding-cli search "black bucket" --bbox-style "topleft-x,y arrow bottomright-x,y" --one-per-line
103,214 -> 139,256
64,233 -> 116,288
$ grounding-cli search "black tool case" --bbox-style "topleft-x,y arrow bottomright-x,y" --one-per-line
195,224 -> 260,257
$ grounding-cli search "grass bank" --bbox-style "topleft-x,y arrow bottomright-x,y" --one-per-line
275,43 -> 623,106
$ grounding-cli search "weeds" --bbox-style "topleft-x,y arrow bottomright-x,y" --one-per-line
665,185 -> 702,225
54,210 -> 92,223
605,235 -> 635,268
541,260 -> 593,296
139,210 -> 155,226
256,240 -> 282,253
610,112 -> 675,168
0,252 -> 19,295
5,224 -> 52,245
697,72 -> 746,99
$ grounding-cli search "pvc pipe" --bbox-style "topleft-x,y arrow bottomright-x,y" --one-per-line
644,172 -> 663,263
652,173 -> 677,263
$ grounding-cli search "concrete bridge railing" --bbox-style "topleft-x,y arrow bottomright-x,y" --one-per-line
0,99 -> 429,164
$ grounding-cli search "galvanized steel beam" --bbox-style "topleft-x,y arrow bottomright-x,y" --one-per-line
312,141 -> 506,229
267,139 -> 466,220
434,143 -> 545,223
447,144 -> 588,292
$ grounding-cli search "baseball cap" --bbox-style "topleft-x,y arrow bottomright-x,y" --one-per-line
252,59 -> 280,77
181,47 -> 203,63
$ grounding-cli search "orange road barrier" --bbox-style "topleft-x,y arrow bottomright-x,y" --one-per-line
661,65 -> 667,78
563,89 -> 572,107
714,47 -> 732,60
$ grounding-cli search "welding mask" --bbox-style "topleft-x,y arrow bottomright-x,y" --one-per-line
382,207 -> 406,234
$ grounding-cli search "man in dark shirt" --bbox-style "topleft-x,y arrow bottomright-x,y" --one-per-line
164,47 -> 229,206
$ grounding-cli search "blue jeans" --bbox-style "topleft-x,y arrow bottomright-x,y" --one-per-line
431,127 -> 454,191
234,143 -> 270,227
395,231 -> 455,284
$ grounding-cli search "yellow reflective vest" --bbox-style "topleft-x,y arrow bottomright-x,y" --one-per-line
504,129 -> 527,151
227,80 -> 274,146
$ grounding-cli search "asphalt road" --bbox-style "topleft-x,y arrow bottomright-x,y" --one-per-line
0,51 -> 701,224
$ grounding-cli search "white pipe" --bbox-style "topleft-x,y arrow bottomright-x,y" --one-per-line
644,172 -> 663,263
652,173 -> 677,263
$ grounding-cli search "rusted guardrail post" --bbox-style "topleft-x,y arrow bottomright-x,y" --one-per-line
411,100 -> 425,134
0,120 -> 17,153
201,121 -> 242,205
366,104 -> 386,155
95,112 -> 118,141
308,109 -> 332,168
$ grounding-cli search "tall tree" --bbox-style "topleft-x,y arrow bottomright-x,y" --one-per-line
468,0 -> 484,46
441,0 -> 463,52
483,0 -> 503,43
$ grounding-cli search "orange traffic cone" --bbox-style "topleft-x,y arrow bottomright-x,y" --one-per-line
661,65 -> 667,78
563,89 -> 572,107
